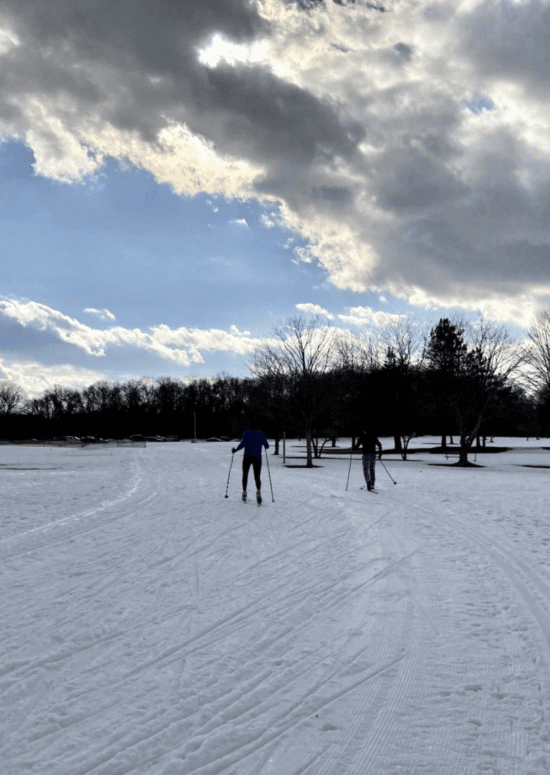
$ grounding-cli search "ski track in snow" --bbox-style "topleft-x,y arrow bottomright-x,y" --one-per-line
2,441 -> 550,774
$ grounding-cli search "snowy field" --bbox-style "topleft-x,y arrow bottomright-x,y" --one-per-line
2,436 -> 550,775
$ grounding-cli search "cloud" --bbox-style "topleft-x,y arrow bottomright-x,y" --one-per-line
229,217 -> 249,227
84,307 -> 116,321
0,299 -> 277,367
0,357 -> 106,399
295,302 -> 334,320
2,0 -> 550,325
338,306 -> 405,327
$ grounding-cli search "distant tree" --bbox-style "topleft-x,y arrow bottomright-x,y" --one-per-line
249,315 -> 340,467
522,310 -> 550,401
449,317 -> 523,464
0,382 -> 26,415
368,318 -> 424,454
536,384 -> 550,437
424,318 -> 468,449
332,330 -> 382,446
246,371 -> 290,454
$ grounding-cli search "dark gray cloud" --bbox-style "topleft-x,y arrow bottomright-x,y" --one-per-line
0,0 -> 357,167
198,63 -> 361,165
1,0 -> 550,324
371,147 -> 468,212
457,0 -> 550,97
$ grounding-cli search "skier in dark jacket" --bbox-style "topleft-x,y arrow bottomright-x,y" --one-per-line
232,420 -> 269,503
354,429 -> 383,491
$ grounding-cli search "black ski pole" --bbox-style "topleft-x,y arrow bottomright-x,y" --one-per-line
380,458 -> 396,485
346,446 -> 353,491
224,453 -> 235,498
265,447 -> 275,502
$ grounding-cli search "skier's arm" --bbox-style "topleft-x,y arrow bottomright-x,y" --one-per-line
233,436 -> 245,454
377,438 -> 383,458
263,433 -> 270,451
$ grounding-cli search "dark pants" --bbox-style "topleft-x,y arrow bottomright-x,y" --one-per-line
362,454 -> 376,487
242,455 -> 262,491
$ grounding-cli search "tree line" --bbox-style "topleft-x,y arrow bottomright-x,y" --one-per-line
2,313 -> 550,466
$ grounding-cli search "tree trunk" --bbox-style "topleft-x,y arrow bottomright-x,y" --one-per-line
312,436 -> 319,459
273,435 -> 280,455
441,433 -> 447,451
305,430 -> 313,467
458,436 -> 469,465
394,434 -> 402,453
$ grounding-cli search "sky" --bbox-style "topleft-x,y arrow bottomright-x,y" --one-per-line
1,0 -> 549,400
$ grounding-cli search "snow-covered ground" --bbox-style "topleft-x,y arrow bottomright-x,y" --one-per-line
2,437 -> 550,775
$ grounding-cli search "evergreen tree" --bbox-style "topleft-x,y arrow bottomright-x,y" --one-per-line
425,318 -> 467,449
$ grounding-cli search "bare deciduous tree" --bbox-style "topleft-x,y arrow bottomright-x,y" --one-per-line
451,315 -> 524,464
377,317 -> 425,370
521,310 -> 550,397
333,328 -> 381,374
0,381 -> 26,415
249,315 -> 339,467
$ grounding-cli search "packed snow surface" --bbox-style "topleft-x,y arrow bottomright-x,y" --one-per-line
2,437 -> 550,774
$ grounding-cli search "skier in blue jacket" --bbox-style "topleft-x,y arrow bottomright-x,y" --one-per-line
232,420 -> 269,503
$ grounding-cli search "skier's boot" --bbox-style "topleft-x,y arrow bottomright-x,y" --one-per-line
367,482 -> 372,491
242,491 -> 247,502
256,490 -> 262,506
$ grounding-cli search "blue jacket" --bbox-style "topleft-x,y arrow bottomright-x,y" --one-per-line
234,430 -> 269,458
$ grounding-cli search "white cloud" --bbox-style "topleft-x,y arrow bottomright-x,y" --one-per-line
295,303 -> 334,320
229,218 -> 249,227
2,0 -> 550,325
0,299 -> 278,367
338,306 -> 405,327
0,25 -> 20,56
293,246 -> 315,264
84,307 -> 116,321
260,212 -> 276,229
0,357 -> 106,400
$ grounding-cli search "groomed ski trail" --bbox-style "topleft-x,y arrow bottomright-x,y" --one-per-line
3,442 -> 550,774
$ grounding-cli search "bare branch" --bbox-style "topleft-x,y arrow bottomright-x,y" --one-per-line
521,310 -> 550,395
0,381 -> 26,415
